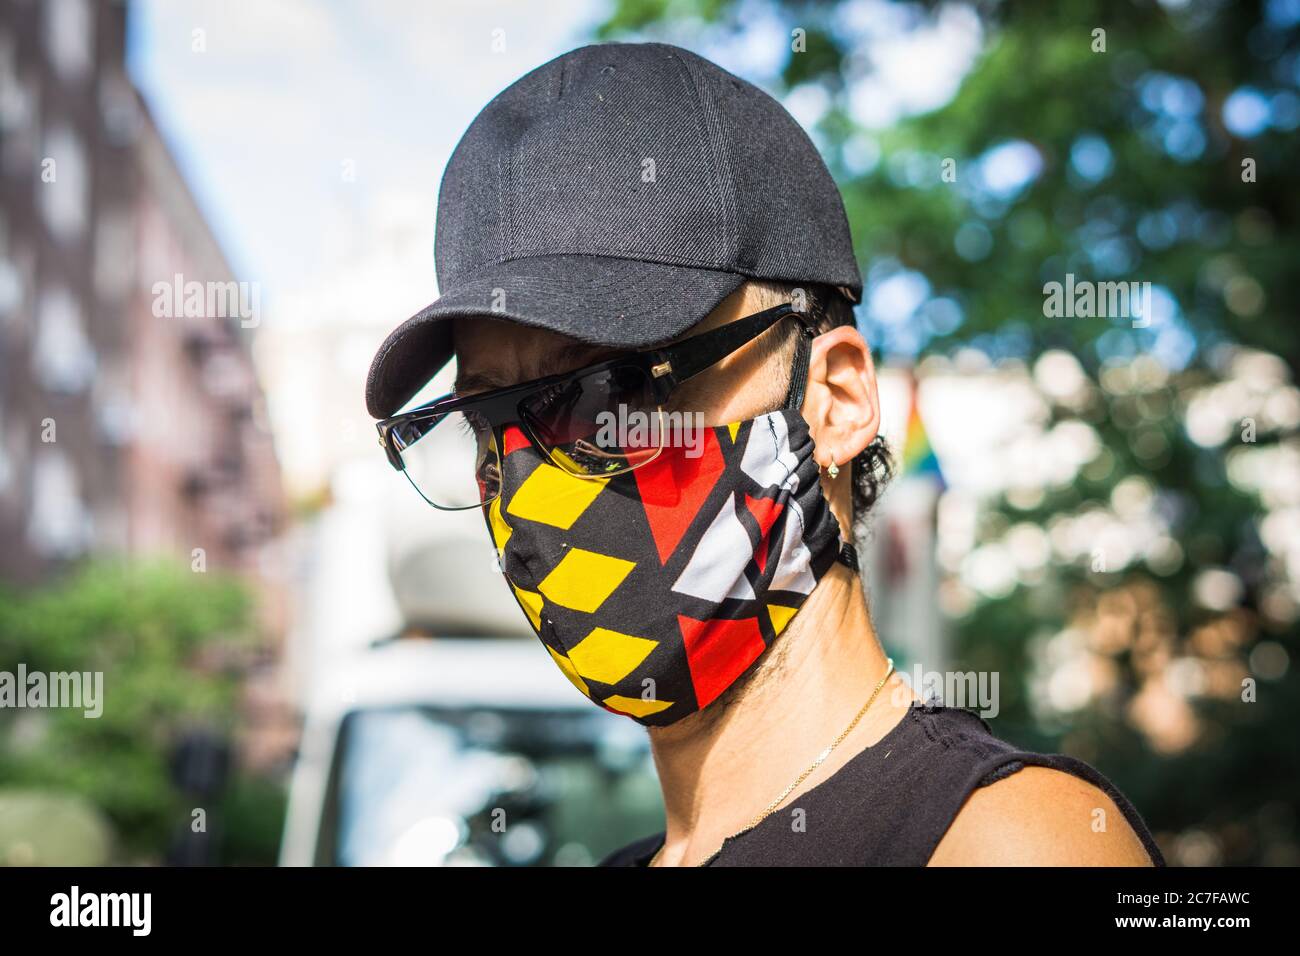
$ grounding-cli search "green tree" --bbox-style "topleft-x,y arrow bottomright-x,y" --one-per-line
0,561 -> 284,864
598,0 -> 1300,864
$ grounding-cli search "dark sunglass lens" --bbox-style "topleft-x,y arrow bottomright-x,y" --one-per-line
520,365 -> 662,476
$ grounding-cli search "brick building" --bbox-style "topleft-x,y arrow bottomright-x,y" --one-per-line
0,0 -> 283,589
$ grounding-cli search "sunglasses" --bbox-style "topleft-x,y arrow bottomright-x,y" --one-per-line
375,302 -> 813,510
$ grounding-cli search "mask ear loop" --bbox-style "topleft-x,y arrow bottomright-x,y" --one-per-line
783,319 -> 859,572
781,321 -> 814,411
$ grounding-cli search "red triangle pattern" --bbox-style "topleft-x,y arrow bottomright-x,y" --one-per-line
742,494 -> 784,574
502,424 -> 531,457
632,428 -> 725,564
678,613 -> 765,710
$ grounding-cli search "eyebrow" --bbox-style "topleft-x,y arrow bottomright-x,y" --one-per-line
454,369 -> 510,396
455,342 -> 617,396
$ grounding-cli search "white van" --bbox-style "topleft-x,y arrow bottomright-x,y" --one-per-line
279,637 -> 662,866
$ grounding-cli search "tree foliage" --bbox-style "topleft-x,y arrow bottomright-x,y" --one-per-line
0,561 -> 282,863
599,0 -> 1300,864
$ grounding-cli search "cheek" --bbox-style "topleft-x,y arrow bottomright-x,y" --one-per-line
667,381 -> 748,428
663,378 -> 708,418
669,361 -> 788,428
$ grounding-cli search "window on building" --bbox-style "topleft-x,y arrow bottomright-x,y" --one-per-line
0,39 -> 39,177
94,360 -> 136,446
0,215 -> 24,324
27,447 -> 92,558
0,242 -> 36,340
0,411 -> 16,509
0,31 -> 31,132
44,0 -> 95,84
39,124 -> 89,243
32,283 -> 96,393
94,208 -> 135,301
0,256 -> 20,326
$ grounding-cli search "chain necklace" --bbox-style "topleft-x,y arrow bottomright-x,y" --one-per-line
649,658 -> 896,868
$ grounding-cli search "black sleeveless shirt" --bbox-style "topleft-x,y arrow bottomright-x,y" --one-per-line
598,703 -> 1165,866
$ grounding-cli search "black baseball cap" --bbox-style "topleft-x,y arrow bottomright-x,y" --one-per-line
365,41 -> 862,419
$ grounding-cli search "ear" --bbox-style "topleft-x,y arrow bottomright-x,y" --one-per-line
799,325 -> 881,474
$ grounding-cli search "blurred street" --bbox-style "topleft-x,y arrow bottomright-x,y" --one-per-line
1,0 -> 1297,866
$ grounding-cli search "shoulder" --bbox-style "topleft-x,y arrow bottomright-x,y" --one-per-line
928,764 -> 1155,866
597,832 -> 663,867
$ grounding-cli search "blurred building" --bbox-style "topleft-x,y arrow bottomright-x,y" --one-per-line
0,0 -> 284,593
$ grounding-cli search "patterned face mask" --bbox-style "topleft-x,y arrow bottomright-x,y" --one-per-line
483,409 -> 852,727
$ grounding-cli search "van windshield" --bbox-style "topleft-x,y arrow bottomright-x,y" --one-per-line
327,705 -> 662,866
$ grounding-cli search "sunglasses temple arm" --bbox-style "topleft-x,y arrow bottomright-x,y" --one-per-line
656,303 -> 796,386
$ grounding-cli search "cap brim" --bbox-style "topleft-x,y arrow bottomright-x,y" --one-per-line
365,254 -> 747,418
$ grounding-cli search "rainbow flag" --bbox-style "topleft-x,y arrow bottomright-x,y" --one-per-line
901,378 -> 945,489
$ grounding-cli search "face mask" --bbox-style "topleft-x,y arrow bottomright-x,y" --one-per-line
483,408 -> 852,726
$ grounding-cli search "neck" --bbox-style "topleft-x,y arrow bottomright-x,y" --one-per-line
645,562 -> 914,866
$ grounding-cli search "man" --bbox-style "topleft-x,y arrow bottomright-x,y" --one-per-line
366,42 -> 1163,866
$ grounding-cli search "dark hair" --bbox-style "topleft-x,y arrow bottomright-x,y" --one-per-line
752,280 -> 894,526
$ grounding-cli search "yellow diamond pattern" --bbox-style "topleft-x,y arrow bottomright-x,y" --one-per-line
539,548 -> 634,613
568,628 -> 658,685
545,645 -> 591,698
497,457 -> 660,707
506,461 -> 607,529
603,694 -> 674,718
488,495 -> 512,552
513,585 -> 543,631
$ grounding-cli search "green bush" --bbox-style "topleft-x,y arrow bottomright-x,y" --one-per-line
0,560 -> 284,864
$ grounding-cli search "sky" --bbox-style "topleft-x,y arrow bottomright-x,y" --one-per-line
124,0 -> 981,320
127,0 -> 607,313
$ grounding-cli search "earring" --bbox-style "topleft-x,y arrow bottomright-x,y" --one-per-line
826,454 -> 840,480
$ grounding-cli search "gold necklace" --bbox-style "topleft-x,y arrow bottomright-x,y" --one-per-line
649,658 -> 896,867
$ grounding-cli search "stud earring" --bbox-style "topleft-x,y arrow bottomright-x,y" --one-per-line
826,454 -> 840,480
